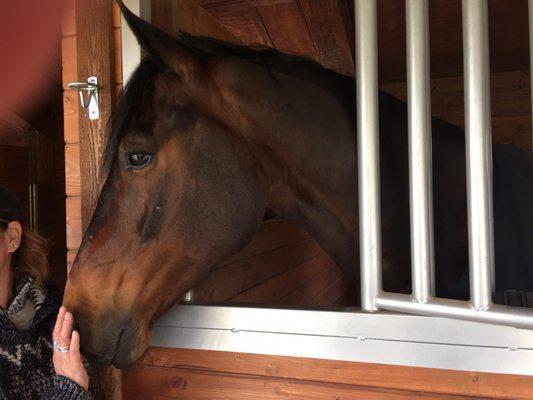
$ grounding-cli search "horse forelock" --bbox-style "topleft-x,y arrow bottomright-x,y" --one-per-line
102,58 -> 159,177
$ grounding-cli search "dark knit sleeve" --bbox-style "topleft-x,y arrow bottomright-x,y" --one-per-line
44,375 -> 93,400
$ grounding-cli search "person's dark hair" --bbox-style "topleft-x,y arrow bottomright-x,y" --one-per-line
0,185 -> 51,285
0,220 -> 50,284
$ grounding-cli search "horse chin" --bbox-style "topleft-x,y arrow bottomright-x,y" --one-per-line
82,325 -> 149,368
111,326 -> 149,368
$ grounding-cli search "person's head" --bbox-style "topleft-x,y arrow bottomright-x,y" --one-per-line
0,186 -> 50,284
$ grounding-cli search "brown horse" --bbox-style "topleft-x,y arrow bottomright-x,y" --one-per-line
63,3 -> 532,367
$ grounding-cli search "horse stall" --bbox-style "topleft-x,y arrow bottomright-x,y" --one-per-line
60,0 -> 533,399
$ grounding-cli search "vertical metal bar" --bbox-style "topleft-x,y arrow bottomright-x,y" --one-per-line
529,0 -> 533,149
354,0 -> 382,311
406,0 -> 435,302
462,0 -> 495,310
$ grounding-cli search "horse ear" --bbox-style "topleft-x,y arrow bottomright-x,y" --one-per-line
116,0 -> 197,78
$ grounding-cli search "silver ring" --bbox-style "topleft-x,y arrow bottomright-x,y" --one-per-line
53,339 -> 70,353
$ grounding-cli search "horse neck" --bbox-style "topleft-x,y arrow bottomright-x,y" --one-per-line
248,76 -> 359,278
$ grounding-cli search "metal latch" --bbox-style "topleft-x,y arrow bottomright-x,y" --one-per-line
67,76 -> 100,120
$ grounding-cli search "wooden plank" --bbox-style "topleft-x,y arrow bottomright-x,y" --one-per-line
122,365 -> 475,399
202,1 -> 272,46
76,0 -> 117,224
195,239 -> 323,302
278,256 -> 342,305
298,0 -> 353,75
230,252 -> 335,304
330,284 -> 356,307
114,27 -> 122,85
256,0 -> 317,59
66,195 -> 82,250
135,348 -> 533,399
62,28 -> 80,149
336,0 -> 354,64
61,35 -> 78,89
63,91 -> 80,144
74,1 -> 121,397
222,220 -> 310,265
62,0 -> 77,37
65,143 -> 81,197
112,2 -> 121,28
307,272 -> 350,306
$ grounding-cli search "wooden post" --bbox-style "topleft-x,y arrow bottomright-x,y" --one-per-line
75,1 -> 120,399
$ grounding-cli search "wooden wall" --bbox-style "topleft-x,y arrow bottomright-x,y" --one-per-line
122,347 -> 533,400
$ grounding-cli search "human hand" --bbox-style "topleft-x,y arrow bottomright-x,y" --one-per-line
52,306 -> 90,391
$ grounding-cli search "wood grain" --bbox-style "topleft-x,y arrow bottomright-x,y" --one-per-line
229,252 -> 335,303
129,348 -> 533,400
380,70 -> 532,149
298,0 -> 353,75
66,196 -> 82,250
65,143 -> 81,197
123,365 -> 478,399
75,0 -> 117,224
256,0 -> 317,58
195,238 -> 323,302
61,0 -> 76,37
73,1 -> 122,398
202,1 -> 272,46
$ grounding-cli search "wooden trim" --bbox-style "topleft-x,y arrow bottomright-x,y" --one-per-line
75,0 -> 117,225
134,347 -> 533,399
72,1 -> 121,398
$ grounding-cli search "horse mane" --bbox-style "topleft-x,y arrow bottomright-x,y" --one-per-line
103,32 -> 356,176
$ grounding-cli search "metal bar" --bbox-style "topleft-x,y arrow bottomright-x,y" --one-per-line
406,0 -> 435,302
462,0 -> 495,310
354,0 -> 382,311
377,292 -> 533,329
151,305 -> 533,376
529,0 -> 533,149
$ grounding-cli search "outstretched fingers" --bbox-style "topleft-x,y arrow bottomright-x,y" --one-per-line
52,306 -> 66,342
69,330 -> 82,361
59,311 -> 73,350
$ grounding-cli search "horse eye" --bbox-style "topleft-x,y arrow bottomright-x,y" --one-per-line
127,152 -> 152,169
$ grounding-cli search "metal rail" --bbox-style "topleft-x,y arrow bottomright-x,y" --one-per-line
354,0 -> 382,312
406,0 -> 435,302
354,0 -> 533,328
462,0 -> 495,310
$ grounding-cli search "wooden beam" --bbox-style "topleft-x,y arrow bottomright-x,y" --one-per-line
74,1 -> 120,399
128,348 -> 533,399
76,0 -> 116,225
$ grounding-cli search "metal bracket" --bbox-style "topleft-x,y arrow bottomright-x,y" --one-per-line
67,76 -> 100,120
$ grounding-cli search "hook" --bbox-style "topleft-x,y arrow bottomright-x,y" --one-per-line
67,76 -> 100,120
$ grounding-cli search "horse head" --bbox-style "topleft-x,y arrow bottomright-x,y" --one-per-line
63,4 -> 274,367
